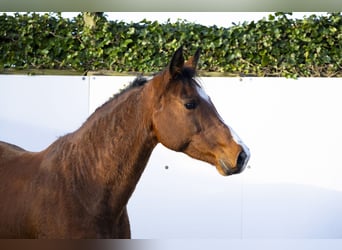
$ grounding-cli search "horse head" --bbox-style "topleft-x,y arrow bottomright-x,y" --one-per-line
150,47 -> 250,176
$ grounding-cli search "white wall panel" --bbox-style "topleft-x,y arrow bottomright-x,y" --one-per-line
0,75 -> 89,150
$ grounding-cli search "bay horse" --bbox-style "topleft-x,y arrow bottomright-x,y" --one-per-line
0,47 -> 250,238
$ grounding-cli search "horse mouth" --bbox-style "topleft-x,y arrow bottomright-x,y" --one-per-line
218,159 -> 235,176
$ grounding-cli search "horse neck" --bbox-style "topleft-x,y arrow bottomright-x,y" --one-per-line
48,85 -> 158,215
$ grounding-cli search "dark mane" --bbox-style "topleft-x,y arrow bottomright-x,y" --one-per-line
116,66 -> 197,99
113,75 -> 149,99
107,68 -> 200,108
89,75 -> 149,115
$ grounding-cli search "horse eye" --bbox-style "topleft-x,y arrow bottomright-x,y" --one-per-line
184,102 -> 198,110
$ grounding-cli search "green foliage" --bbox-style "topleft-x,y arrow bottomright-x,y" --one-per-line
0,12 -> 341,77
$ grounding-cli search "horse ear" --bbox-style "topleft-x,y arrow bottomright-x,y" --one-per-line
169,46 -> 184,78
185,48 -> 201,70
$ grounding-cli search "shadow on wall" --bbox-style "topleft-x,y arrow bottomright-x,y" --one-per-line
130,172 -> 342,238
242,183 -> 342,238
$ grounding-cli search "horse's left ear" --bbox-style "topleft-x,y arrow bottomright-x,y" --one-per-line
185,48 -> 201,70
169,46 -> 185,79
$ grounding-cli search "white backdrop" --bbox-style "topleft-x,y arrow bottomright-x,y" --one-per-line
1,75 -> 342,238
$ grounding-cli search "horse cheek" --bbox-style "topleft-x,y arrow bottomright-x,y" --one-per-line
152,109 -> 183,151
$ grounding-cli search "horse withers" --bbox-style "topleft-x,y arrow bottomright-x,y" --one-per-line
0,47 -> 250,238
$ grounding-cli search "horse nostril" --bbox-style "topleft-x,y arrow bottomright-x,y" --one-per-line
237,149 -> 248,171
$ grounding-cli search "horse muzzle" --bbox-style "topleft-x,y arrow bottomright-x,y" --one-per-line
218,147 -> 250,176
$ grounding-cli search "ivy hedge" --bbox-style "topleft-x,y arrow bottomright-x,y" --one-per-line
0,12 -> 341,77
